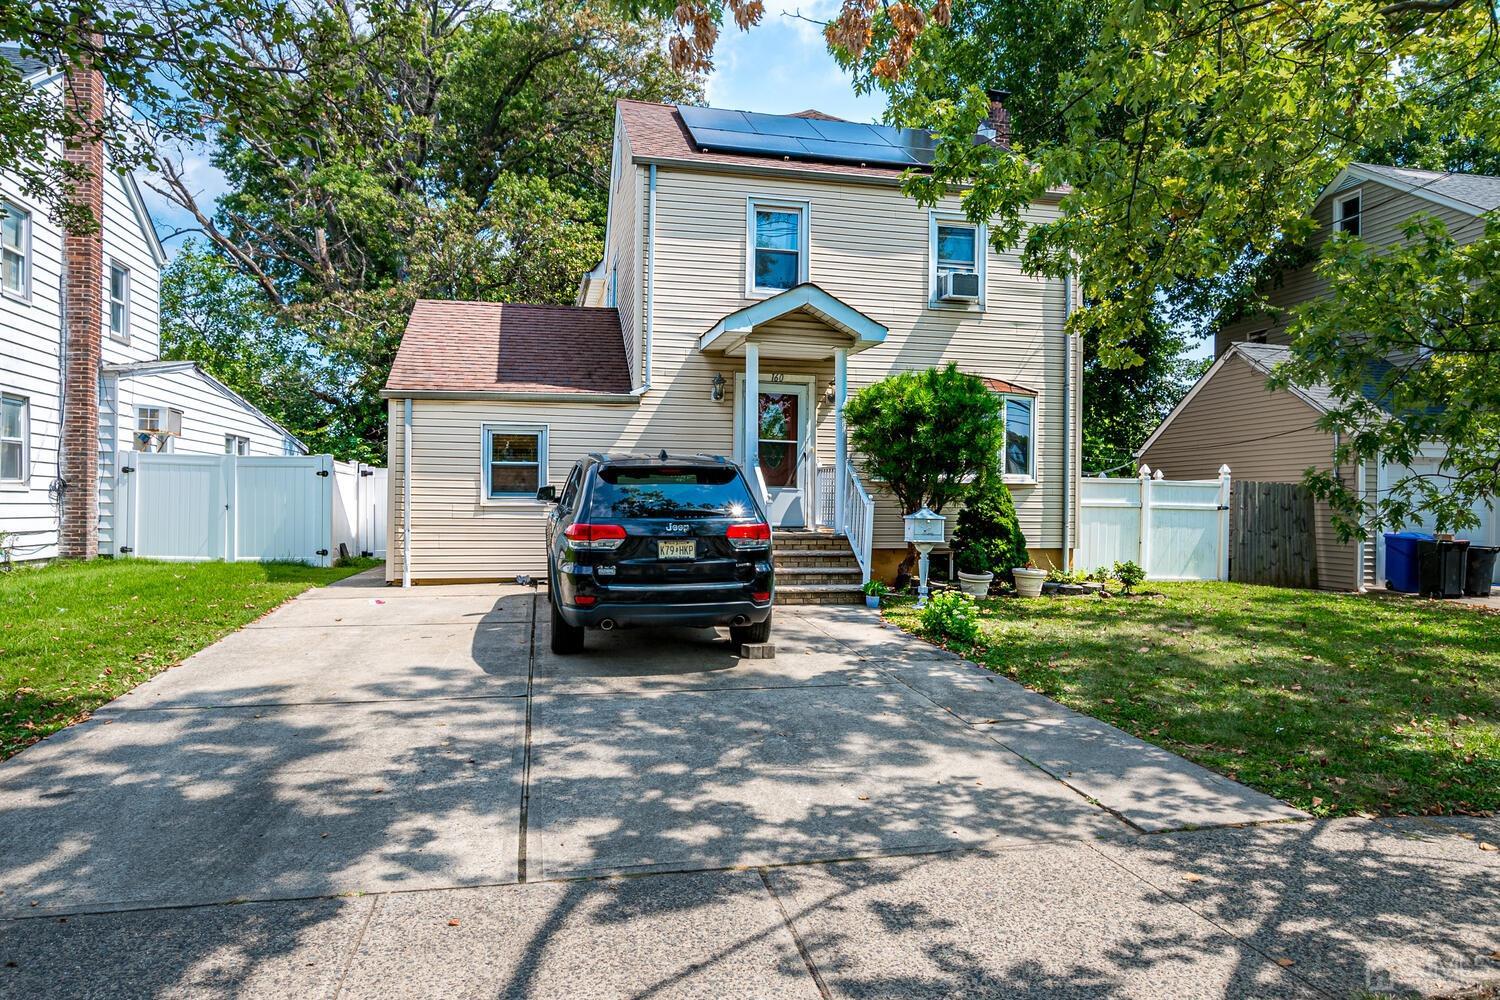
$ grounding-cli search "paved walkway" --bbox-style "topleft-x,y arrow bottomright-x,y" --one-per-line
0,571 -> 1495,998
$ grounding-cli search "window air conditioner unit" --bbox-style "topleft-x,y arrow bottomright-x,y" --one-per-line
938,270 -> 981,302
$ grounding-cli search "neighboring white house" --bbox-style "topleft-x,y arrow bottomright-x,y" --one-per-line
0,48 -> 305,563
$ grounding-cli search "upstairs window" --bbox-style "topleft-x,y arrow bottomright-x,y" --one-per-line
749,200 -> 807,293
1334,192 -> 1362,237
107,263 -> 130,341
1,394 -> 27,483
484,424 -> 547,499
1002,394 -> 1034,479
928,213 -> 987,308
1,202 -> 28,299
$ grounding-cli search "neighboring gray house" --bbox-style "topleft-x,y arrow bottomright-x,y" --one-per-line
0,49 -> 304,563
1142,163 -> 1500,590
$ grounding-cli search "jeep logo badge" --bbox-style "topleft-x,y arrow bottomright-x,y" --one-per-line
666,522 -> 691,533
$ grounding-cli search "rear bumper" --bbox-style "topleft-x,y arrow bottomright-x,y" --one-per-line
556,599 -> 772,630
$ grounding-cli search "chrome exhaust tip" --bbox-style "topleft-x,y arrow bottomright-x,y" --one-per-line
599,618 -> 616,631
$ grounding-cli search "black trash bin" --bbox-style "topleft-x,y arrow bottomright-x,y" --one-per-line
1416,538 -> 1469,598
1465,545 -> 1498,597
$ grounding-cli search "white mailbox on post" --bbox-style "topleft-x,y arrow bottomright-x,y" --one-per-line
903,506 -> 946,608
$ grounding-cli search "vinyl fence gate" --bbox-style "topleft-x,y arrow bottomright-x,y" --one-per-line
119,453 -> 337,566
1076,465 -> 1232,581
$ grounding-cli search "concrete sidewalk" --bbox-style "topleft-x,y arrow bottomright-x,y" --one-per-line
0,571 -> 1494,998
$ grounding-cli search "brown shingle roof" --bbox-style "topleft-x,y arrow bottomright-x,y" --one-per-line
980,376 -> 1037,395
618,99 -> 915,181
385,300 -> 632,396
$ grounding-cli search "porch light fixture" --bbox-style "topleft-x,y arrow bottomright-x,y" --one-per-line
710,372 -> 726,402
822,384 -> 835,406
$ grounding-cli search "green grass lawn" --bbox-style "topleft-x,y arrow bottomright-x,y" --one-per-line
884,583 -> 1499,818
0,557 -> 379,760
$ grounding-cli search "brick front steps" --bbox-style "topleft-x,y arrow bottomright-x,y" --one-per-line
773,530 -> 865,605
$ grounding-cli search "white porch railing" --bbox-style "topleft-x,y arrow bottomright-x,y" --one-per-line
815,464 -> 836,528
839,461 -> 875,584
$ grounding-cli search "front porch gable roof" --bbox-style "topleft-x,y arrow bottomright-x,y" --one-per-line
698,283 -> 888,357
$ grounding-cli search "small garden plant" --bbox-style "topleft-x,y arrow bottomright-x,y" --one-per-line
862,579 -> 889,598
1112,560 -> 1146,594
918,590 -> 982,646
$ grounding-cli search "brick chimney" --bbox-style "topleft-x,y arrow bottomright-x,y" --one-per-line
59,50 -> 106,560
984,89 -> 1012,149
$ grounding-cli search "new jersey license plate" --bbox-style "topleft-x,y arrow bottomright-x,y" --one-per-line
657,539 -> 696,560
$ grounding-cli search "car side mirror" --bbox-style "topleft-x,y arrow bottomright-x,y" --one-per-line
535,485 -> 557,504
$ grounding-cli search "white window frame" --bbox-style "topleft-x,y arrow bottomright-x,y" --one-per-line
746,197 -> 810,297
928,212 -> 987,310
1333,190 -> 1362,237
107,261 -> 131,342
1000,392 -> 1036,484
134,404 -> 183,453
225,433 -> 251,456
1,201 -> 31,301
481,423 -> 548,503
0,392 -> 29,488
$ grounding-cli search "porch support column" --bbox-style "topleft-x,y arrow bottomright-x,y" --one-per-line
743,341 -> 760,498
834,346 -> 848,533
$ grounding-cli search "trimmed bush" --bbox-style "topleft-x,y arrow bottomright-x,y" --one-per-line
951,472 -> 1028,577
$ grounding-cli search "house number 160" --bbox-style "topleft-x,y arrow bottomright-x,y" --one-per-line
768,372 -> 785,383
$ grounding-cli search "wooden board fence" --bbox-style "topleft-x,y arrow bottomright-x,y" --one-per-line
1230,481 -> 1319,588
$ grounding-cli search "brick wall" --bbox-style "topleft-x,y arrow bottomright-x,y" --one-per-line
59,55 -> 106,560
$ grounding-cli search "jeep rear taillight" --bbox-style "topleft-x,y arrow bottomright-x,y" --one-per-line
726,522 -> 771,550
565,522 -> 627,551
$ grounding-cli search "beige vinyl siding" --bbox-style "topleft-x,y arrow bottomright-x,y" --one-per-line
1141,354 -> 1359,590
390,163 -> 1081,581
604,135 -> 641,385
1219,180 -> 1484,353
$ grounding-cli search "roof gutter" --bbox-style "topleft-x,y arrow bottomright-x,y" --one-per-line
1062,272 -> 1077,570
401,397 -> 413,589
379,389 -> 640,403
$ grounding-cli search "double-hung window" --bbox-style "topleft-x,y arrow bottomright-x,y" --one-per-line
929,214 -> 986,307
107,263 -> 130,341
1334,192 -> 1362,237
1,394 -> 27,484
1001,394 -> 1034,480
1,202 -> 28,299
748,200 -> 807,294
483,424 -> 547,499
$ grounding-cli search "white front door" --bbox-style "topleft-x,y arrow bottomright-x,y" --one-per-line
756,381 -> 810,527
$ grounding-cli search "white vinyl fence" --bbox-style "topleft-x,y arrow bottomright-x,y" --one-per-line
333,461 -> 388,559
1077,465 -> 1231,581
118,453 -> 387,566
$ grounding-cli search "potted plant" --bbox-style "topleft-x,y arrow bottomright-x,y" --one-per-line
862,579 -> 890,609
1013,560 -> 1047,598
954,545 -> 994,596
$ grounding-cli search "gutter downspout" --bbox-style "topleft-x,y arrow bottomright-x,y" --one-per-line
1062,273 -> 1077,570
633,163 -> 657,396
402,397 -> 413,588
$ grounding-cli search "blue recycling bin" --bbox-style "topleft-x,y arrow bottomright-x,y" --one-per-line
1383,531 -> 1432,593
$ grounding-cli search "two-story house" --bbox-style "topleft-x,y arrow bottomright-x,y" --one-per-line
382,97 -> 1083,596
1,49 -> 306,563
1139,163 -> 1500,590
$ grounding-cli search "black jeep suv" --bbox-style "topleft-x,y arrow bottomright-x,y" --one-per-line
538,453 -> 775,654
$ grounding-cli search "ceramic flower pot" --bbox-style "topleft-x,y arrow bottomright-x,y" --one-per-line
956,570 -> 994,597
1012,567 -> 1047,598
865,595 -> 881,609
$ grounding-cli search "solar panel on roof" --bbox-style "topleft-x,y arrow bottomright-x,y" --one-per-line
676,104 -> 936,170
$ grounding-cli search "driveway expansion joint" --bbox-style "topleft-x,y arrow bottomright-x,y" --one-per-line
758,868 -> 832,1000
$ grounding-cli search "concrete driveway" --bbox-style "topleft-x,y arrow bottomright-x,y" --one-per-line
1,570 -> 1495,999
